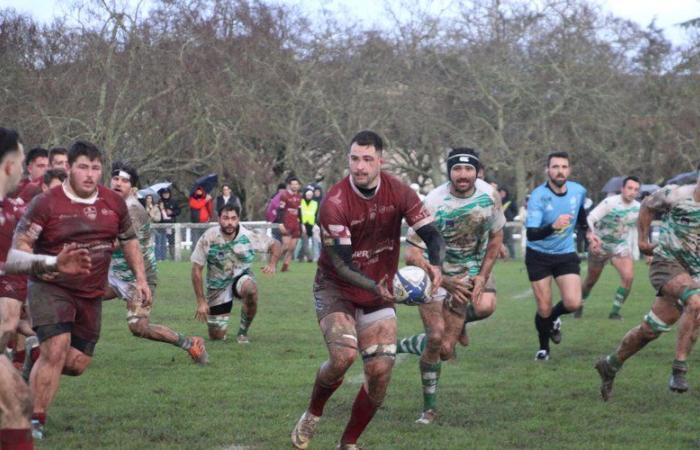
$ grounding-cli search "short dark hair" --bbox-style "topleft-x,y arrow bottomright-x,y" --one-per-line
68,141 -> 102,165
218,203 -> 240,217
43,168 -> 67,186
221,183 -> 232,190
286,176 -> 300,185
48,147 -> 67,164
26,147 -> 48,166
111,161 -> 139,187
622,176 -> 641,188
547,151 -> 569,166
0,128 -> 22,162
350,130 -> 383,152
277,182 -> 286,190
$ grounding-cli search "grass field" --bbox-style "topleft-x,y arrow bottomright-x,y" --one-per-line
39,259 -> 700,449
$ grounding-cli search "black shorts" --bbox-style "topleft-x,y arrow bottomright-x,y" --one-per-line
209,301 -> 233,315
525,247 -> 580,282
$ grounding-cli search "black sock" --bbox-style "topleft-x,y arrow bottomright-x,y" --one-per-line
535,313 -> 552,351
551,301 -> 572,322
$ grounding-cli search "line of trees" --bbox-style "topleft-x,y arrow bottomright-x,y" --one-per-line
1,0 -> 699,218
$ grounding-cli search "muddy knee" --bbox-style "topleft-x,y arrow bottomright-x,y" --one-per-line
128,319 -> 149,338
642,312 -> 671,340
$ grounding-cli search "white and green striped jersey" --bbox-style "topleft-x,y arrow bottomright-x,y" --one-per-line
190,225 -> 272,291
646,184 -> 700,276
110,195 -> 158,285
587,194 -> 640,256
406,179 -> 505,277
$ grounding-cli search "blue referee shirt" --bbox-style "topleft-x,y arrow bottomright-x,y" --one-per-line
525,181 -> 587,254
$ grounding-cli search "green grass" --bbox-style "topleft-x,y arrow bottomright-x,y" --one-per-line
40,259 -> 699,449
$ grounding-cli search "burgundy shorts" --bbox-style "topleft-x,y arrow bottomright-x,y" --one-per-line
284,222 -> 302,239
27,280 -> 102,356
0,274 -> 27,303
313,275 -> 394,325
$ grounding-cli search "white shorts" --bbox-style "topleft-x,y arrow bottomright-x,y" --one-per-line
206,273 -> 255,307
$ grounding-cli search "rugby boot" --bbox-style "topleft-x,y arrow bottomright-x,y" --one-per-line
595,357 -> 617,401
187,336 -> 209,365
336,444 -> 362,450
31,419 -> 44,440
291,411 -> 320,449
534,350 -> 549,361
415,409 -> 437,425
669,362 -> 689,393
281,263 -> 289,272
608,312 -> 623,320
550,318 -> 562,344
236,334 -> 250,344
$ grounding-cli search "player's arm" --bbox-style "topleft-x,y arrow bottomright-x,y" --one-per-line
471,228 -> 503,305
575,201 -> 600,251
261,238 -> 282,274
274,195 -> 288,234
637,197 -> 658,256
191,262 -> 208,322
325,242 -> 394,300
413,223 -> 444,291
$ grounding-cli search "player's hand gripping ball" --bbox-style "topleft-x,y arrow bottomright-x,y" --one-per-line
393,266 -> 432,305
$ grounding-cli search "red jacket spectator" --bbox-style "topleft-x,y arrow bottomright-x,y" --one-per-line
189,187 -> 213,223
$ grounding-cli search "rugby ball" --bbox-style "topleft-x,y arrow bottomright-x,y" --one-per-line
393,266 -> 432,305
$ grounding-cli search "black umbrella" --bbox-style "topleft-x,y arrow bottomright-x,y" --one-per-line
601,176 -> 625,193
190,173 -> 218,196
664,171 -> 697,186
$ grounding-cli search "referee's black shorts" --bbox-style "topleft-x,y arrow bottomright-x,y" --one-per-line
525,247 -> 581,282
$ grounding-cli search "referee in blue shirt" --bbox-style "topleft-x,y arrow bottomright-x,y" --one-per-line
525,151 -> 601,360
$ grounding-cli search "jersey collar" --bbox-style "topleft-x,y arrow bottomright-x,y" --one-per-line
349,173 -> 382,199
62,180 -> 99,204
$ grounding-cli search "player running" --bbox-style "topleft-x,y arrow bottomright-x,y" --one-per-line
0,128 -> 90,450
396,148 -> 505,424
595,169 -> 700,399
290,130 -> 444,450
577,176 -> 641,319
191,204 -> 281,343
525,151 -> 599,360
103,161 -> 208,364
276,177 -> 302,272
11,141 -> 151,439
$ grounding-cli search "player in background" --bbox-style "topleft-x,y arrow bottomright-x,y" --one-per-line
290,130 -> 444,450
191,204 -> 280,343
10,141 -> 150,439
577,176 -> 640,319
276,177 -> 302,272
524,151 -> 600,360
596,169 -> 700,399
104,161 -> 208,364
48,148 -> 68,172
0,128 -> 90,450
397,147 -> 504,424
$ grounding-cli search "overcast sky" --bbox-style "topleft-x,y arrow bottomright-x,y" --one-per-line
2,0 -> 698,45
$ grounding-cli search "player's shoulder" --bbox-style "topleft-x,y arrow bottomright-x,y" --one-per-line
321,177 -> 351,208
380,171 -> 411,191
425,182 -> 450,202
567,181 -> 586,195
529,183 -> 549,198
97,185 -> 127,206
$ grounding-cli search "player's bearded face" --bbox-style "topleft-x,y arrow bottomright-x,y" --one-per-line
69,156 -> 102,198
621,181 -> 640,202
349,144 -> 382,189
547,157 -> 570,188
219,211 -> 239,235
450,164 -> 477,195
110,176 -> 132,200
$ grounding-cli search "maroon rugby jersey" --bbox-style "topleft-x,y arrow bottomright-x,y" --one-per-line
279,189 -> 302,231
17,184 -> 134,299
0,197 -> 27,300
317,172 -> 432,307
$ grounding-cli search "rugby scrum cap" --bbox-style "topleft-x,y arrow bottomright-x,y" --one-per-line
447,147 -> 481,176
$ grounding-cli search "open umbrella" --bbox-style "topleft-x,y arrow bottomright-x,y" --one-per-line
137,182 -> 173,201
664,171 -> 697,186
190,173 -> 218,196
601,176 -> 625,193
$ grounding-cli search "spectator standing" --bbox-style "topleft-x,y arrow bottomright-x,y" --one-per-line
215,183 -> 242,217
158,188 -> 180,260
189,185 -> 213,248
298,187 -> 319,262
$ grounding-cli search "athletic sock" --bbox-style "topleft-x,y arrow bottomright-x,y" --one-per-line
610,287 -> 630,315
551,301 -> 573,321
534,313 -> 552,351
607,354 -> 623,371
396,334 -> 426,355
0,429 -> 34,450
308,375 -> 343,416
419,360 -> 441,411
237,311 -> 253,336
31,413 -> 45,426
340,385 -> 379,445
175,333 -> 192,350
672,359 -> 688,372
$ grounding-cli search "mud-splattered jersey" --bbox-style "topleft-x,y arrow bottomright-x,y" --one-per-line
0,197 -> 27,300
190,224 -> 272,291
587,194 -> 640,255
646,184 -> 700,275
17,184 -> 134,299
407,179 -> 505,277
317,172 -> 432,307
110,195 -> 158,285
